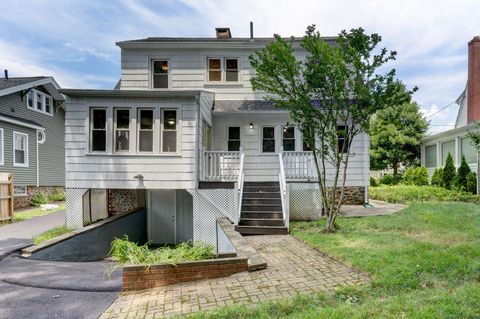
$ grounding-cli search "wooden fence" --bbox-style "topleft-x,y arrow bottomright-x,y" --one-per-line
0,173 -> 14,222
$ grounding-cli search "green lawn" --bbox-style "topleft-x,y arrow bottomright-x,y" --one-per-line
34,226 -> 72,244
186,202 -> 480,318
11,203 -> 65,223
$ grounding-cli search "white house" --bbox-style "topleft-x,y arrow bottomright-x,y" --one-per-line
421,36 -> 480,183
61,27 -> 370,248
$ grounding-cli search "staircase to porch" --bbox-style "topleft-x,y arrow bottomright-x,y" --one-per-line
235,182 -> 289,235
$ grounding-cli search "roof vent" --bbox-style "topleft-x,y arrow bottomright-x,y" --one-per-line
4,69 -> 8,80
215,27 -> 232,39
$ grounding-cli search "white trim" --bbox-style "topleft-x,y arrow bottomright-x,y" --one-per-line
137,108 -> 155,153
0,115 -> 44,131
226,125 -> 241,151
260,125 -> 277,154
0,128 -> 3,166
90,108 -> 108,153
150,58 -> 171,89
26,88 -> 53,116
37,130 -> 46,144
206,56 -> 241,84
13,131 -> 29,167
161,108 -> 179,153
113,108 -> 132,153
0,77 -> 61,98
13,186 -> 28,197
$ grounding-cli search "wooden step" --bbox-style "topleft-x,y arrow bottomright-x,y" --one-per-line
243,186 -> 280,192
242,198 -> 282,205
241,211 -> 284,219
242,204 -> 283,211
243,192 -> 281,199
239,218 -> 285,226
244,182 -> 279,187
235,225 -> 289,235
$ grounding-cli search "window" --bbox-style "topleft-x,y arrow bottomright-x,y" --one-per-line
208,58 -> 222,82
162,110 -> 177,152
442,140 -> 455,166
91,108 -> 107,152
0,128 -> 3,166
337,126 -> 349,153
13,131 -> 28,167
152,60 -> 169,88
262,126 -> 276,153
282,126 -> 295,151
13,186 -> 27,197
26,89 -> 53,116
225,58 -> 239,82
227,127 -> 241,151
114,109 -> 130,152
425,144 -> 437,168
138,109 -> 154,152
461,137 -> 477,164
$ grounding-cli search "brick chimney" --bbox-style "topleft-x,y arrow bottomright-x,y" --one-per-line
467,36 -> 480,123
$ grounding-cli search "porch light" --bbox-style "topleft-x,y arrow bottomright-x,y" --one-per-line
249,123 -> 254,129
167,118 -> 176,126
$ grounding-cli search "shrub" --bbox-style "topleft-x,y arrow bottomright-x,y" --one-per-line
370,177 -> 378,187
403,166 -> 429,186
369,185 -> 480,204
467,172 -> 477,194
430,168 -> 443,187
31,192 -> 49,206
456,156 -> 471,190
380,174 -> 403,185
442,153 -> 456,189
49,188 -> 66,202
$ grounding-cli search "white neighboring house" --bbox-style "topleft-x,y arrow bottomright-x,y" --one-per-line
421,36 -> 480,188
61,27 -> 370,248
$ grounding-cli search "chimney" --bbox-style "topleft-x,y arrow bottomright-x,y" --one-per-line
250,21 -> 254,39
4,69 -> 8,80
215,27 -> 232,39
468,36 -> 480,123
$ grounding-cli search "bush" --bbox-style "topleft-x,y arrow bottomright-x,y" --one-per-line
430,168 -> 443,187
456,156 -> 471,190
467,172 -> 477,194
369,185 -> 480,204
370,177 -> 379,187
31,192 -> 49,206
442,153 -> 456,189
380,174 -> 403,185
49,188 -> 66,202
403,166 -> 429,186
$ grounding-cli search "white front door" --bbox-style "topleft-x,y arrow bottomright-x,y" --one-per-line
148,190 -> 175,244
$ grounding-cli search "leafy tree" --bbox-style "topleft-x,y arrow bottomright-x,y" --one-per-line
430,168 -> 443,187
467,172 -> 477,194
467,122 -> 480,194
249,26 -> 412,232
442,153 -> 456,190
403,167 -> 429,186
456,155 -> 471,190
370,101 -> 429,174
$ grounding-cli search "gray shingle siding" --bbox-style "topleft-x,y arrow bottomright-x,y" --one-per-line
0,89 -> 65,186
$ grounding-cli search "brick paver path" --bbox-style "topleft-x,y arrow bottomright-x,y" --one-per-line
101,235 -> 369,318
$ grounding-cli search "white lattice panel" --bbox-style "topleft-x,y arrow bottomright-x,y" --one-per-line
289,183 -> 323,221
197,188 -> 238,222
66,188 -> 88,229
188,189 -> 229,248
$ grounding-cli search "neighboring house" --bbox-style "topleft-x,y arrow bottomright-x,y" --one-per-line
421,37 -> 480,182
61,27 -> 370,249
0,74 -> 65,208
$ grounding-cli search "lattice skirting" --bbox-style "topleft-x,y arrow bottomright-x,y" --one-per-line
66,187 -> 88,229
197,188 -> 238,222
288,183 -> 323,221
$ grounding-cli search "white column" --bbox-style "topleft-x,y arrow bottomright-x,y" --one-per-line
455,136 -> 461,167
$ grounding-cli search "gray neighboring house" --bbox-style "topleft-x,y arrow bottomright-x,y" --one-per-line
0,74 -> 65,208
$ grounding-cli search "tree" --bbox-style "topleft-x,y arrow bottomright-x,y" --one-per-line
370,101 -> 428,174
430,168 -> 443,187
467,122 -> 480,194
467,172 -> 477,194
442,153 -> 456,189
249,26 -> 412,232
456,155 -> 471,190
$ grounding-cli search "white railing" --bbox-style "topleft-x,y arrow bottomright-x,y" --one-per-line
278,152 -> 290,229
236,152 -> 245,225
282,151 -> 317,180
202,150 -> 242,181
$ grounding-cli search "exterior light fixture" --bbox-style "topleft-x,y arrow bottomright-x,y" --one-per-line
167,118 -> 176,126
249,123 -> 254,129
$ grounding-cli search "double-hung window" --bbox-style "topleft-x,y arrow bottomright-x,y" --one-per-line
13,132 -> 28,167
337,126 -> 349,153
0,128 -> 3,166
162,110 -> 177,153
152,60 -> 169,88
114,109 -> 131,152
208,58 -> 222,82
138,109 -> 154,152
262,126 -> 276,153
282,126 -> 295,151
225,58 -> 239,82
227,127 -> 241,151
91,108 -> 107,152
207,58 -> 239,82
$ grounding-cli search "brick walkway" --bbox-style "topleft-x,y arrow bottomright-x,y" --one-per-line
101,235 -> 369,318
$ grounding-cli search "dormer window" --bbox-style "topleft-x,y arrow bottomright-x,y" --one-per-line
207,57 -> 239,83
26,89 -> 53,116
152,60 -> 169,88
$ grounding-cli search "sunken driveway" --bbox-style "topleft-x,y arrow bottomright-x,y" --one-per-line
101,235 -> 369,318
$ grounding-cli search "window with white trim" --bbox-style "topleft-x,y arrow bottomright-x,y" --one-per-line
262,126 -> 276,153
26,89 -> 53,116
152,60 -> 169,88
207,57 -> 239,82
162,109 -> 177,153
282,126 -> 295,151
14,186 -> 27,197
114,109 -> 131,152
337,126 -> 349,153
425,144 -> 437,168
13,131 -> 28,167
0,128 -> 3,166
90,108 -> 107,152
227,126 -> 241,151
138,109 -> 154,152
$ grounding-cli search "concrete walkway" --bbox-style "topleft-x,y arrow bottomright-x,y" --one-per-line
0,210 -> 65,258
101,235 -> 369,318
340,199 -> 406,217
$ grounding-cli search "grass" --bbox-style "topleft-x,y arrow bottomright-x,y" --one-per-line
11,203 -> 65,223
370,185 -> 480,204
185,202 -> 480,318
34,226 -> 72,244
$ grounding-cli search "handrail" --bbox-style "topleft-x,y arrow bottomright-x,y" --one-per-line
236,151 -> 245,225
202,150 -> 241,181
282,151 -> 317,180
278,152 -> 289,229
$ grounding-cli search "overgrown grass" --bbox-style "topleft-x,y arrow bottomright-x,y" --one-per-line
11,203 -> 65,223
370,185 -> 480,204
185,202 -> 480,318
110,236 -> 216,266
34,226 -> 72,244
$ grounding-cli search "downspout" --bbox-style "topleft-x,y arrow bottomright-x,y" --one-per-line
36,131 -> 39,187
194,94 -> 200,189
363,132 -> 371,207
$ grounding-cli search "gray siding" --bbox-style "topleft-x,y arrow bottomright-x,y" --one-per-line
0,90 -> 65,186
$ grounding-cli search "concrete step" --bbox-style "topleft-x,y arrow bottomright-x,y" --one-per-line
239,218 -> 285,227
235,225 -> 289,235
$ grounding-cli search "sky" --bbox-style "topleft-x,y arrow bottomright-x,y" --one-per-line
1,0 -> 479,134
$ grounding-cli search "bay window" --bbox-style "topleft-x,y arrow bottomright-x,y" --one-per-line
162,109 -> 177,152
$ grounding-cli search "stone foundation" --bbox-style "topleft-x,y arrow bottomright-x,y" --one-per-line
338,186 -> 365,205
14,186 -> 65,210
107,189 -> 145,216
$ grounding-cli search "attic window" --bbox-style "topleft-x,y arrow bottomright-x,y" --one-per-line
152,60 -> 169,88
26,89 -> 53,116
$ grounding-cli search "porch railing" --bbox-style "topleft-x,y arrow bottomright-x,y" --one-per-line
236,152 -> 245,225
278,152 -> 290,229
282,151 -> 317,180
202,150 -> 242,181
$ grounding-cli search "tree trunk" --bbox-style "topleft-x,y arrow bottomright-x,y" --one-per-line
393,162 -> 398,175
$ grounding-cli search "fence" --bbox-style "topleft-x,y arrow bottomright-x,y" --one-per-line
0,173 -> 14,222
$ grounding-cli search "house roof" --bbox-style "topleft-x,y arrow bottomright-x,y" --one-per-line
0,77 -> 46,90
60,89 -> 209,98
0,112 -> 45,130
213,100 -> 286,113
0,76 -> 64,101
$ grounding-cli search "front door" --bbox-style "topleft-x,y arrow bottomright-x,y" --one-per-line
148,190 -> 175,244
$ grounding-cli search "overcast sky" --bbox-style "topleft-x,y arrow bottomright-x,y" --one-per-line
1,0 -> 479,134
